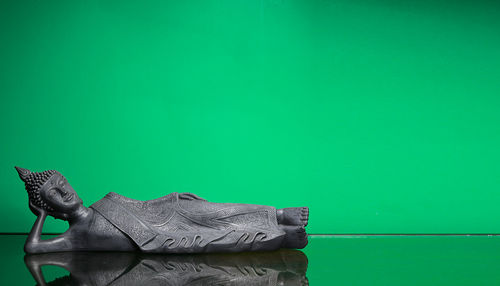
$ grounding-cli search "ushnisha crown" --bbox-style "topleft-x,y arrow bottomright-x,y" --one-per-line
15,166 -> 57,212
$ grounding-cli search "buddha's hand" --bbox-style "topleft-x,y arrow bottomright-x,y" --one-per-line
29,201 -> 46,217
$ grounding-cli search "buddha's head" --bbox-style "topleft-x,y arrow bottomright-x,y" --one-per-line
15,167 -> 83,220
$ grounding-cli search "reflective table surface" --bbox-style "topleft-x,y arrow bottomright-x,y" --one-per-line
2,235 -> 500,285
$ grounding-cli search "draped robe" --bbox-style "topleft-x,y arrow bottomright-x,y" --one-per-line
90,192 -> 285,253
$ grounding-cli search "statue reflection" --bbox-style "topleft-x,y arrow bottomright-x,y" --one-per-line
24,249 -> 308,286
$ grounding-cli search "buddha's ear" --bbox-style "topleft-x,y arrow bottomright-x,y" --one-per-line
15,166 -> 31,182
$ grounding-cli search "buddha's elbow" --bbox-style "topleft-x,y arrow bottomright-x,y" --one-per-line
24,242 -> 43,254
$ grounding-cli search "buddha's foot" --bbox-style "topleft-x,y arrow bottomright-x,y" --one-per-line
277,207 -> 309,226
281,225 -> 308,249
277,273 -> 309,286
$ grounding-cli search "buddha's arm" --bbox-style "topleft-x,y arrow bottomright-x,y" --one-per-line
24,212 -> 71,254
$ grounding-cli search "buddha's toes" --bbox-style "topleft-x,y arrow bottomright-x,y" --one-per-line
281,225 -> 308,249
278,207 -> 309,226
300,207 -> 309,226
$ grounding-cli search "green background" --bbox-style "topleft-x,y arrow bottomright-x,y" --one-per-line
1,0 -> 500,234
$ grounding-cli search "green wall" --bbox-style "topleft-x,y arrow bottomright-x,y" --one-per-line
1,0 -> 500,234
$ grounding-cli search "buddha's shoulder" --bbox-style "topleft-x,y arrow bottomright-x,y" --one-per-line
88,208 -> 127,235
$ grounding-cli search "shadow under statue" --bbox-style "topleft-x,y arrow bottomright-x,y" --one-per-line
25,249 -> 308,286
16,167 -> 309,254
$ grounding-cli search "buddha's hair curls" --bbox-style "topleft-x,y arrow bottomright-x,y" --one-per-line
15,166 -> 57,212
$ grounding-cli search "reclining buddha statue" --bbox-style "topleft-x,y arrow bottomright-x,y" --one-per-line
16,167 -> 309,254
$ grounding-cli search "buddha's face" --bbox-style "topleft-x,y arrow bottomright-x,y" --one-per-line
40,173 -> 82,214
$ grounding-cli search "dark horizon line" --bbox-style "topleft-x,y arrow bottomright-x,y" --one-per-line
1,232 -> 500,236
310,233 -> 500,236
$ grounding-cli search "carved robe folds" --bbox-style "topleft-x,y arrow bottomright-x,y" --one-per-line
90,192 -> 285,253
